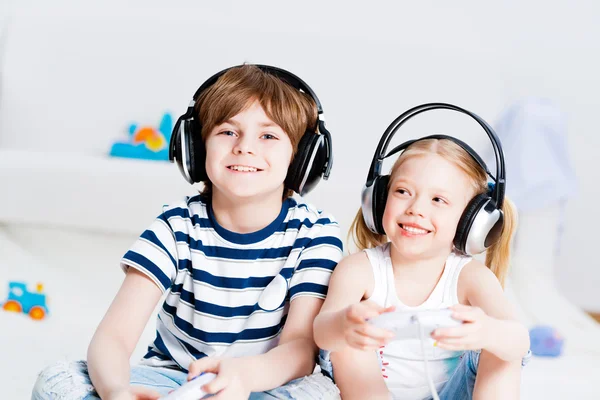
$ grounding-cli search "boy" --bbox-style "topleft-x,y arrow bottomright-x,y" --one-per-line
32,65 -> 342,400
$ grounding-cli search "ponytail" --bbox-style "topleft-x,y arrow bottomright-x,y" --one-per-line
349,208 -> 387,251
485,196 -> 518,288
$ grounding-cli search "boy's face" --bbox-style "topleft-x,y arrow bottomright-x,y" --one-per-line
204,101 -> 293,201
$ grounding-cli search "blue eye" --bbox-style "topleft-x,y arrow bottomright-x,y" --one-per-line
261,133 -> 277,140
220,130 -> 235,136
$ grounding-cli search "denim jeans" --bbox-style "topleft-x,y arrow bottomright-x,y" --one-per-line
318,349 -> 531,400
31,360 -> 340,400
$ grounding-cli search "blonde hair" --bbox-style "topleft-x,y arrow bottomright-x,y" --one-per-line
196,64 -> 318,198
350,138 -> 517,287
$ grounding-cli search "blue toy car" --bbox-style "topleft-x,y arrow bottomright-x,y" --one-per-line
2,281 -> 49,320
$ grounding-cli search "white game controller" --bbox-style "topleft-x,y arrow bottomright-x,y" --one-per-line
369,308 -> 463,340
159,372 -> 217,400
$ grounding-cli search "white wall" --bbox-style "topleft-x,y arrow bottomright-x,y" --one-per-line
1,1 -> 599,309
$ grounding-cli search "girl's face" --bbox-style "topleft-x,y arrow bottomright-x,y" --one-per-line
382,152 -> 475,260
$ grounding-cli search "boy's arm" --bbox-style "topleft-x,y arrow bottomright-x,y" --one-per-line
87,268 -> 163,400
457,261 -> 530,361
229,296 -> 324,392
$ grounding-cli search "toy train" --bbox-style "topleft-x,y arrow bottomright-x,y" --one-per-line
2,281 -> 49,320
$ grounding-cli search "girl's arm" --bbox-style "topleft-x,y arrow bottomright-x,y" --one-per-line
311,252 -> 391,400
464,262 -> 530,360
87,268 -> 163,400
313,252 -> 392,353
434,261 -> 530,361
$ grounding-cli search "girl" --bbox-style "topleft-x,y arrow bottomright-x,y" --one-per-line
314,137 -> 530,400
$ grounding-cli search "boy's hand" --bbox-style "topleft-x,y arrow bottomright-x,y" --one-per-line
431,304 -> 496,351
188,357 -> 250,399
106,386 -> 162,400
341,300 -> 396,351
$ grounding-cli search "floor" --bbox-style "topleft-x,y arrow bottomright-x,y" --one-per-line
1,226 -> 598,399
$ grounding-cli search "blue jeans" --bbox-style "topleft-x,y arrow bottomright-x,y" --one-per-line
318,349 -> 531,400
31,360 -> 340,400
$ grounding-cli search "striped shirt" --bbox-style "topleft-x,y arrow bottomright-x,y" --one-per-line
121,194 -> 343,371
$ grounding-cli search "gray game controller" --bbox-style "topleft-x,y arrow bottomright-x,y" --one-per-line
159,372 -> 216,400
369,308 -> 463,340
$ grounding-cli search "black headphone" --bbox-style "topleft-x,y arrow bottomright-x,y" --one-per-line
362,103 -> 506,255
168,64 -> 333,196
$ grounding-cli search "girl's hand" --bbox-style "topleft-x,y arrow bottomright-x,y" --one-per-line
106,386 -> 162,400
187,357 -> 250,399
431,304 -> 496,351
341,300 -> 396,351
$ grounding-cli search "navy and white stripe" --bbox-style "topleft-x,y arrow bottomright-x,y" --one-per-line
121,195 -> 343,370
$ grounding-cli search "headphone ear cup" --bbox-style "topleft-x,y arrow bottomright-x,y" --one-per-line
483,210 -> 504,249
169,118 -> 181,163
372,175 -> 390,235
185,119 -> 208,183
285,132 -> 325,195
454,193 -> 494,254
172,118 -> 194,184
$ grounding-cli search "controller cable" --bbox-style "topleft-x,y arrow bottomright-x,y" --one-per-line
415,315 -> 441,400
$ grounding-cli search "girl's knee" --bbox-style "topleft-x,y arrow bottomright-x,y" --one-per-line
473,354 -> 522,400
479,350 -> 523,371
32,361 -> 97,400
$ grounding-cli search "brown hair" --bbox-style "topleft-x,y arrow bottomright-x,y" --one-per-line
350,138 -> 517,287
196,64 -> 318,198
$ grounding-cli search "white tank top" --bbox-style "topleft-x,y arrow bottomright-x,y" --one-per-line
364,242 -> 472,400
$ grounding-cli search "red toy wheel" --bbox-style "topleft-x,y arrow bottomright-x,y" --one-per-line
3,300 -> 22,313
29,306 -> 46,320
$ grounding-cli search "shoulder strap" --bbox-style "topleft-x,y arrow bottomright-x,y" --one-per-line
363,244 -> 391,307
442,252 -> 473,305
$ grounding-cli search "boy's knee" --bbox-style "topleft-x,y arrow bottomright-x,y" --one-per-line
300,372 -> 341,400
32,361 -> 96,400
318,349 -> 334,381
273,372 -> 340,400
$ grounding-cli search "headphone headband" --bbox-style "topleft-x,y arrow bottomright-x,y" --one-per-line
192,64 -> 324,114
385,134 -> 491,176
367,103 -> 505,208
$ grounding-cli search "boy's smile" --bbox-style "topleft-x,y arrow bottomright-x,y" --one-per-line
204,100 -> 293,201
227,165 -> 262,173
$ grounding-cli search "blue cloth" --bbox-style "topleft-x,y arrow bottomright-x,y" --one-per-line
485,97 -> 577,212
529,325 -> 564,357
31,360 -> 340,400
